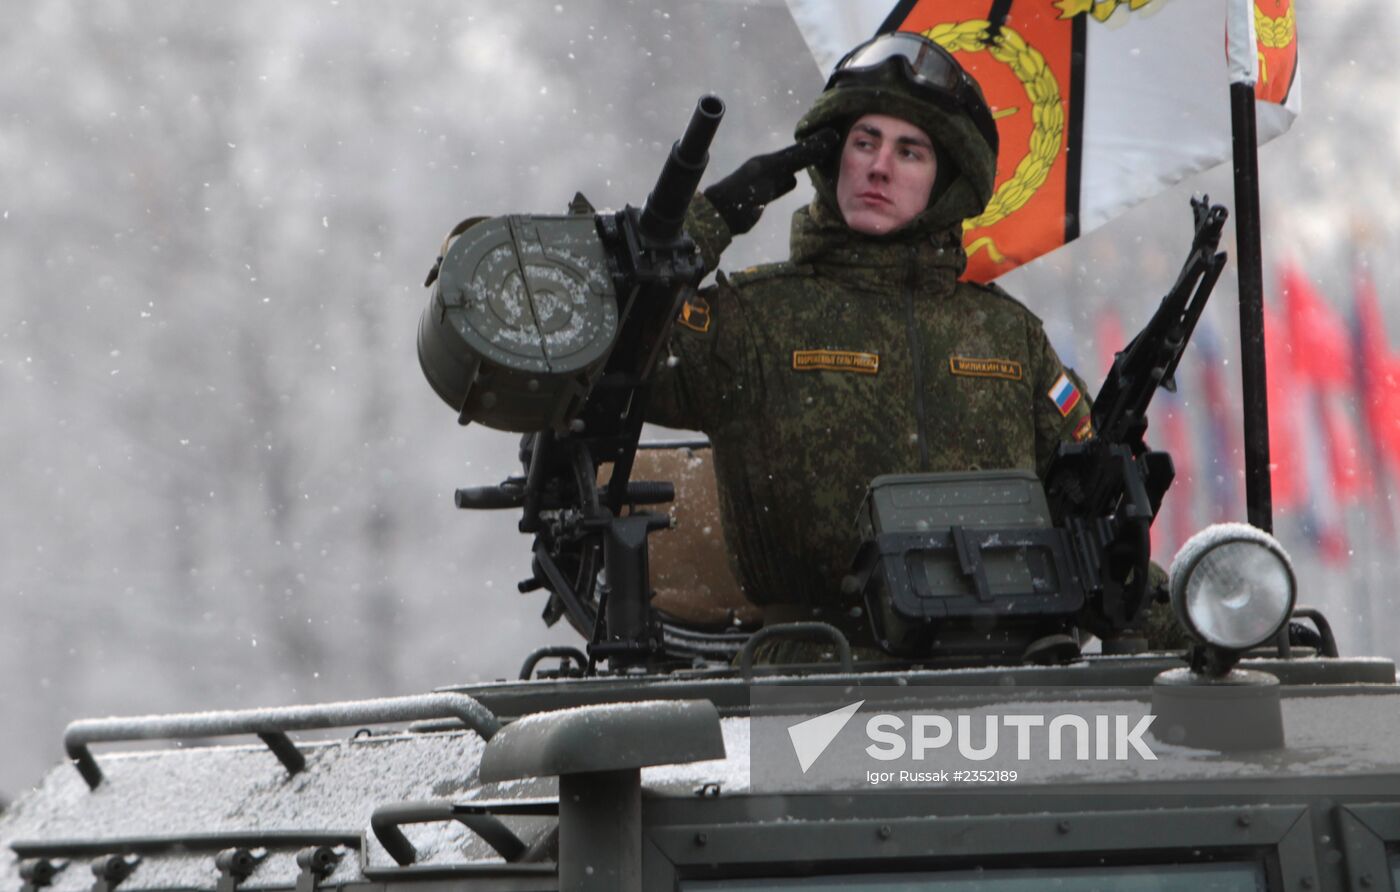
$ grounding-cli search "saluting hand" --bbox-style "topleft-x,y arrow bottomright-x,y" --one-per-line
702,128 -> 842,235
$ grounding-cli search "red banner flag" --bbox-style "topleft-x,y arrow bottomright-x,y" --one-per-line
784,0 -> 1300,280
1281,262 -> 1352,392
1354,270 -> 1400,477
1263,301 -> 1302,510
1250,0 -> 1299,105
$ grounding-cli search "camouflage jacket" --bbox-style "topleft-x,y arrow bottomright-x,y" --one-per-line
648,194 -> 1093,610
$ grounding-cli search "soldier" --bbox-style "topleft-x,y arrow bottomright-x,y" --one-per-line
648,32 -> 1094,654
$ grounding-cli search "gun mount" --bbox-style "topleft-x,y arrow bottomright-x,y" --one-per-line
418,96 -> 742,672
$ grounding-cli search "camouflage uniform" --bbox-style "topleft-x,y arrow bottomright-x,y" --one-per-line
649,195 -> 1092,622
647,54 -> 1093,646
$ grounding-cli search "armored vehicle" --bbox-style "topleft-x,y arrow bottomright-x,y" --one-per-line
4,99 -> 1399,892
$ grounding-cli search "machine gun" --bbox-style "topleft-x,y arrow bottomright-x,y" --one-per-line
418,96 -> 729,671
1046,196 -> 1230,632
849,198 -> 1229,662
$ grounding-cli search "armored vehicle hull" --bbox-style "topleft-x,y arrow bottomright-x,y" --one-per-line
5,654 -> 1398,892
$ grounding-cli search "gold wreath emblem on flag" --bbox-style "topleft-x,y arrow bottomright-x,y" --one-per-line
1054,0 -> 1155,22
925,21 -> 1062,262
1255,2 -> 1295,48
1253,0 -> 1296,94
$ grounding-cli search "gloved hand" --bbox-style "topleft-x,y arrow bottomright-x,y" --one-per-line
702,128 -> 842,235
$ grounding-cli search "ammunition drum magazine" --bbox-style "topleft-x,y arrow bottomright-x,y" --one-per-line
417,213 -> 620,432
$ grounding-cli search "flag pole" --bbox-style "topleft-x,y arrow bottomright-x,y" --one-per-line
1229,9 -> 1273,535
1229,4 -> 1285,654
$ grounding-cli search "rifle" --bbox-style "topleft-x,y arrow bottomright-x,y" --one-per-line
1046,196 -> 1229,632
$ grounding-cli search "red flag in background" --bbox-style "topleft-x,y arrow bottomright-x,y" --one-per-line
1263,302 -> 1303,510
1320,398 -> 1365,504
1152,392 -> 1196,559
1305,391 -> 1352,564
1281,263 -> 1352,392
1379,362 -> 1400,470
1196,322 -> 1243,523
1094,312 -> 1126,385
1354,270 -> 1400,477
1279,263 -> 1366,500
1272,262 -> 1359,562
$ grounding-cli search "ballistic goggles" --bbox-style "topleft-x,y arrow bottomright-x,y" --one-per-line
828,32 -> 999,154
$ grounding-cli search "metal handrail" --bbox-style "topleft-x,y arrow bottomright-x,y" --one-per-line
370,801 -> 550,866
65,693 -> 499,789
518,646 -> 589,680
1291,607 -> 1340,658
11,831 -> 361,860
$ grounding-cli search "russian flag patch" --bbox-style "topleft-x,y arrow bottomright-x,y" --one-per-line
1049,373 -> 1081,417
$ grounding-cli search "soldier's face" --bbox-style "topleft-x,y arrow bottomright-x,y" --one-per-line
836,114 -> 938,235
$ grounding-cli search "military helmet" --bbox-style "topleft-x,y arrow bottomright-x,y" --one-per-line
795,31 -> 999,228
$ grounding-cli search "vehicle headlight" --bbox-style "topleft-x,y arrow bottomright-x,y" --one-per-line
1169,523 -> 1296,651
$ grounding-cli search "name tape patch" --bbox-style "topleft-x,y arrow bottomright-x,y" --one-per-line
792,349 -> 880,375
949,356 -> 1024,381
1073,414 -> 1095,442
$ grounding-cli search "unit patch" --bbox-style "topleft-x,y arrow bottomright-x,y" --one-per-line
1073,413 -> 1094,442
677,296 -> 712,333
792,349 -> 880,375
948,356 -> 1024,381
1049,372 -> 1082,416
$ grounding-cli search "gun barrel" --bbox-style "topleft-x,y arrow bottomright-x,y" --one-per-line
638,94 -> 725,242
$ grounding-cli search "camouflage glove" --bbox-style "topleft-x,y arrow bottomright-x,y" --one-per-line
702,128 -> 842,235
